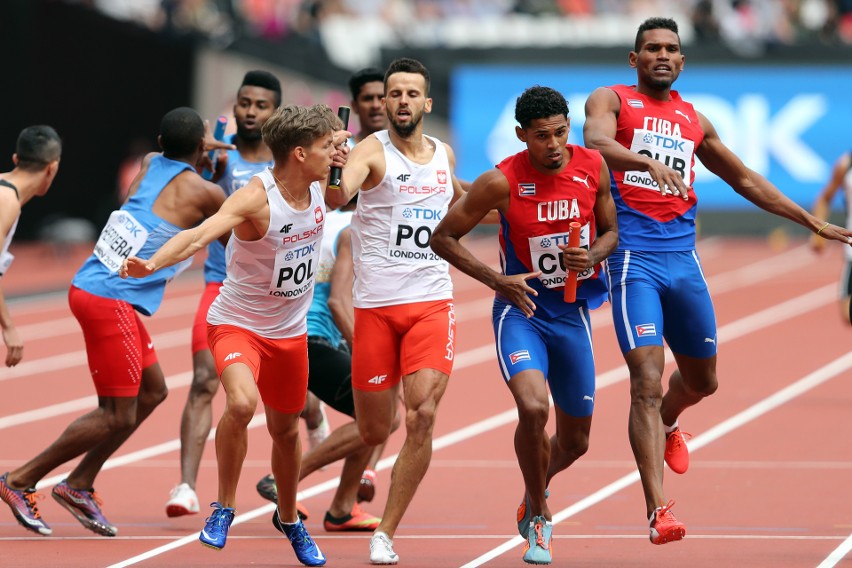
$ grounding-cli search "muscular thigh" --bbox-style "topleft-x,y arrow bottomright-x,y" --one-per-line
307,337 -> 355,417
661,251 -> 717,358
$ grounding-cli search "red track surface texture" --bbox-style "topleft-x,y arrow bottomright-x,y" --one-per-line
1,236 -> 851,567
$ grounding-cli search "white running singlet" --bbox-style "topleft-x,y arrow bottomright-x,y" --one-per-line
350,130 -> 453,308
207,168 -> 325,338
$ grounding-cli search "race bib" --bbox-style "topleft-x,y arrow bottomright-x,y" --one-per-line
0,251 -> 14,278
93,211 -> 149,273
269,241 -> 318,298
528,224 -> 594,289
624,128 -> 694,194
387,204 -> 445,263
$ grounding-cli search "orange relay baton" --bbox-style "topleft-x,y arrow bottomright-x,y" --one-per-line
563,222 -> 582,303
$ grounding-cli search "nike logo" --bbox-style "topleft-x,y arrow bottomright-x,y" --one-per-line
312,550 -> 325,561
147,341 -> 154,349
232,168 -> 254,177
201,529 -> 215,541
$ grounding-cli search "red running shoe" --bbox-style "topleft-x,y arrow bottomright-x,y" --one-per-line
664,427 -> 692,474
323,503 -> 380,532
649,500 -> 686,545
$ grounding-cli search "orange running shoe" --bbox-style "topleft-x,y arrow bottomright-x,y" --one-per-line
649,500 -> 686,545
323,503 -> 380,531
664,427 -> 692,474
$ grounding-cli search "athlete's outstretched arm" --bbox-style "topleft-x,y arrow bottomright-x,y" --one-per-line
695,112 -> 852,246
120,180 -> 267,278
583,86 -> 688,199
431,169 -> 540,317
329,134 -> 380,209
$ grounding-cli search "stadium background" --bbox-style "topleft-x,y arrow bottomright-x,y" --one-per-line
2,0 -> 852,241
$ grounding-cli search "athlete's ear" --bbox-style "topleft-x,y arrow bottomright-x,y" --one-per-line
515,125 -> 527,143
628,51 -> 638,69
11,153 -> 18,167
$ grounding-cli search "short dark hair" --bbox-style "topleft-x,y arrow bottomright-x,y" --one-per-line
16,125 -> 62,171
384,58 -> 430,95
635,17 -> 680,51
514,86 -> 568,129
348,67 -> 385,100
159,107 -> 205,158
240,70 -> 282,106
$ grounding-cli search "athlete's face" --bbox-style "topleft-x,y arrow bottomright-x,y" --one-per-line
353,81 -> 386,138
234,86 -> 278,142
516,115 -> 570,172
630,28 -> 684,91
302,131 -> 336,182
384,72 -> 431,139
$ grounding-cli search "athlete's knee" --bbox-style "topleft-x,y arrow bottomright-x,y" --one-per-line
557,430 -> 590,461
389,407 -> 402,434
224,394 -> 258,426
189,365 -> 219,402
629,370 -> 665,406
359,422 -> 391,447
404,400 -> 438,440
103,406 -> 138,433
516,398 -> 550,430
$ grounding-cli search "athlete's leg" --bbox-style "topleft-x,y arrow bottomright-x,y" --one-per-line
178,349 -> 219,488
66,362 -> 169,488
546,411 -> 592,487
267,406 -> 302,523
660,354 -> 717,428
508,368 -> 552,521
215,362 -> 259,507
374,368 -> 448,538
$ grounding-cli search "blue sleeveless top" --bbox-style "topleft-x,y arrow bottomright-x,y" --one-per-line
72,155 -> 194,315
204,135 -> 273,284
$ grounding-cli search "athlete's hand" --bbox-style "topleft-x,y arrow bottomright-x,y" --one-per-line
646,159 -> 690,201
814,222 -> 852,248
331,131 -> 351,170
495,272 -> 540,318
3,326 -> 22,367
120,257 -> 156,279
559,244 -> 590,273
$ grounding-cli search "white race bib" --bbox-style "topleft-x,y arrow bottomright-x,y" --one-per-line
624,128 -> 694,194
387,204 -> 444,263
93,211 -> 149,273
528,224 -> 594,289
269,241 -> 318,299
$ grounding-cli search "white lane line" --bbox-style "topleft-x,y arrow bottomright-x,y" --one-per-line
460,350 -> 852,567
818,533 -> 852,567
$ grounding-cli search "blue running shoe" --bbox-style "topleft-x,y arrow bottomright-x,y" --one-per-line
522,515 -> 553,565
272,508 -> 326,566
0,472 -> 51,536
199,502 -> 235,550
52,480 -> 117,536
516,488 -> 549,538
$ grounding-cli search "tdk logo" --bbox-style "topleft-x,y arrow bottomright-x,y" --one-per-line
402,208 -> 443,221
115,214 -> 142,237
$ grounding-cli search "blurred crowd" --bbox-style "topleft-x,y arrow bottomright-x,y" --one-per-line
71,0 -> 852,56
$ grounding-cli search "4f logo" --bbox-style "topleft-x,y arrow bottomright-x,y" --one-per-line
367,374 -> 387,385
397,174 -> 411,182
280,224 -> 293,233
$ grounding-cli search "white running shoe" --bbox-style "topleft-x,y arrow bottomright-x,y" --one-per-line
370,531 -> 399,565
307,403 -> 330,452
165,483 -> 199,518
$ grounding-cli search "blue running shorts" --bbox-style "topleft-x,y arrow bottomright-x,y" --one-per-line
492,299 -> 595,417
606,249 -> 717,358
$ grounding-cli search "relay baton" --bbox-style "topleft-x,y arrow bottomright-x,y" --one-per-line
563,222 -> 582,303
327,106 -> 350,189
203,115 -> 228,180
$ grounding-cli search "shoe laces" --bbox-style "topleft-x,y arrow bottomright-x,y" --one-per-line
206,503 -> 234,527
372,532 -> 393,553
289,521 -> 315,548
655,499 -> 676,522
89,490 -> 104,509
667,429 -> 692,451
533,520 -> 550,551
24,491 -> 44,519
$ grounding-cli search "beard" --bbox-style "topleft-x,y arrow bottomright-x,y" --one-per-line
389,112 -> 421,138
236,124 -> 262,142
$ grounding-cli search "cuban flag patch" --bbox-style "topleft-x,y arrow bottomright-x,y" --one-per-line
509,349 -> 531,364
518,183 -> 536,196
627,99 -> 644,108
635,323 -> 657,337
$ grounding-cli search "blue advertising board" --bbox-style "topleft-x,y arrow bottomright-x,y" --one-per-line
450,65 -> 852,209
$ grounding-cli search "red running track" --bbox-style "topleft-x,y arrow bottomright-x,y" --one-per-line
1,235 -> 851,567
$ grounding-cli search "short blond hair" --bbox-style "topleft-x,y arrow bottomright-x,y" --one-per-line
262,104 -> 341,162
